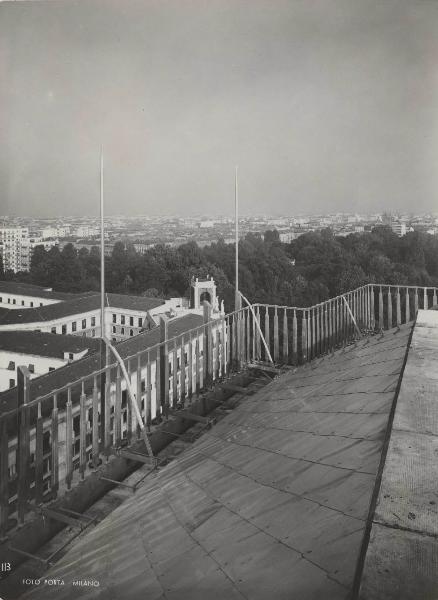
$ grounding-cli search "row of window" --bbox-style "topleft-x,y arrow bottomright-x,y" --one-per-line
112,325 -> 136,337
0,296 -> 44,307
51,316 -> 96,335
112,313 -> 143,327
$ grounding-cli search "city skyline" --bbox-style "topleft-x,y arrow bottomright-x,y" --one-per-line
1,0 -> 438,218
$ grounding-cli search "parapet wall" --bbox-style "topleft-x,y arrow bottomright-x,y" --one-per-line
358,309 -> 438,599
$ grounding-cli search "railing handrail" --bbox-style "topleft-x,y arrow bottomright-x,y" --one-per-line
2,281 -> 438,418
257,283 -> 438,312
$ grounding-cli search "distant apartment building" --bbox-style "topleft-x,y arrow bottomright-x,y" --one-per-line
391,222 -> 407,237
0,228 -> 58,273
279,232 -> 295,243
74,226 -> 100,238
199,220 -> 215,228
133,242 -> 156,254
41,225 -> 70,239
0,227 -> 30,272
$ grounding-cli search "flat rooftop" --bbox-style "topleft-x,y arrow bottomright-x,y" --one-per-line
20,323 -> 414,600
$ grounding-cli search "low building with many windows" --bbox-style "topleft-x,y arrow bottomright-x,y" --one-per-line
0,331 -> 101,391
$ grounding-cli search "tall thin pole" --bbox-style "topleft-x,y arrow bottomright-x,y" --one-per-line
235,165 -> 240,311
100,148 -> 105,339
97,148 -> 154,459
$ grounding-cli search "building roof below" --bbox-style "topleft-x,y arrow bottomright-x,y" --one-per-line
0,330 -> 101,359
0,312 -> 204,415
0,291 -> 165,325
20,324 -> 413,600
0,281 -> 76,301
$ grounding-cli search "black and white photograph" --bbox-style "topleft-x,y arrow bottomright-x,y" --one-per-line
0,1 -> 437,598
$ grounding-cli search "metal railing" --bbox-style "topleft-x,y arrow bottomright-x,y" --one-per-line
0,283 -> 436,535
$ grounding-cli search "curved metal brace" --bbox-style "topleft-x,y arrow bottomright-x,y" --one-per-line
102,337 -> 154,458
238,291 -> 274,365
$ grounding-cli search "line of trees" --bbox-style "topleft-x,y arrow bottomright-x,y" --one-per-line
1,227 -> 437,311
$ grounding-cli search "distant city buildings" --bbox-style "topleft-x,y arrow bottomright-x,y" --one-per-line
0,212 -> 437,275
74,226 -> 100,238
41,225 -> 70,239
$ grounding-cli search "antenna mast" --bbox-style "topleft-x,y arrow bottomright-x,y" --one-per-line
100,148 -> 105,339
235,165 -> 240,311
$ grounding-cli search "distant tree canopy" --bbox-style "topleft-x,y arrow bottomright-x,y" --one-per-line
3,229 -> 438,311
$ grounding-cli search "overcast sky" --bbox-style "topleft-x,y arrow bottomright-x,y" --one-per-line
0,0 -> 437,217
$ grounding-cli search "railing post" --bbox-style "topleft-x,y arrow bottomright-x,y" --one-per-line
396,287 -> 401,326
329,300 -> 334,351
301,310 -> 308,363
51,392 -> 59,497
35,402 -> 44,502
79,382 -> 87,477
135,355 -> 142,438
273,306 -> 279,362
387,288 -> 392,330
292,310 -> 298,364
364,286 -> 369,329
146,352 -> 152,425
172,338 -> 178,407
220,319 -> 226,377
92,376 -> 100,468
255,306 -> 261,360
324,302 -> 329,354
239,310 -> 245,366
195,335 -> 201,393
414,287 -> 419,316
160,315 -> 169,416
65,388 -> 73,489
155,346 -> 161,420
203,300 -> 213,380
282,308 -> 289,363
126,359 -> 133,442
315,305 -> 320,356
378,286 -> 384,330
352,291 -> 356,331
245,308 -> 251,364
433,288 -> 437,307
405,287 -> 410,323
311,307 -> 316,359
231,314 -> 237,365
264,306 -> 270,362
215,327 -> 221,379
424,288 -> 428,310
0,417 -> 9,537
307,309 -> 312,357
114,366 -> 122,447
180,335 -> 186,401
370,285 -> 375,330
104,346 -> 111,457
